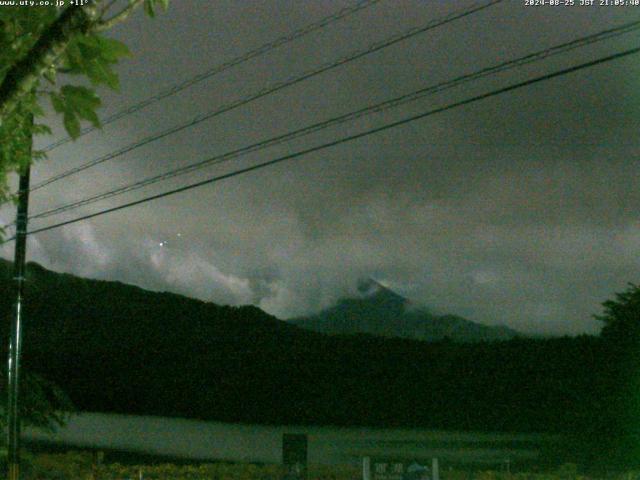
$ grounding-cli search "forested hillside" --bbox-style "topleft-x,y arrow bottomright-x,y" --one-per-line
0,260 -> 636,466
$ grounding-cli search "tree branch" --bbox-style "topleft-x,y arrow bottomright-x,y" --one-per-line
94,0 -> 144,32
0,3 -> 101,124
99,0 -> 120,17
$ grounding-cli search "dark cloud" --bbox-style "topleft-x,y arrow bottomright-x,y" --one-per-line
2,0 -> 639,335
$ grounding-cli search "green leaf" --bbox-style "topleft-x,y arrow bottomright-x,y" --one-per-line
60,85 -> 100,109
66,35 -> 127,90
144,0 -> 156,18
31,100 -> 44,117
32,149 -> 48,161
63,111 -> 80,139
94,61 -> 119,90
77,35 -> 130,63
49,92 -> 65,113
60,85 -> 101,127
43,65 -> 56,85
78,107 -> 100,127
81,56 -> 120,90
76,39 -> 103,63
62,40 -> 85,74
32,123 -> 52,135
96,36 -> 131,62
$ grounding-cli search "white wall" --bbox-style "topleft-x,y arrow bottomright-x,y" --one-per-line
24,412 -> 556,465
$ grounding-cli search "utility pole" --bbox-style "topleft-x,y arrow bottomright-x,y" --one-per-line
7,119 -> 32,480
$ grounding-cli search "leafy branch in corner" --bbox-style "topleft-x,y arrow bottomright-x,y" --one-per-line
0,0 -> 169,206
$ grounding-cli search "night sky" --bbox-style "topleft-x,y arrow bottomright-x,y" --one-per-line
1,0 -> 639,336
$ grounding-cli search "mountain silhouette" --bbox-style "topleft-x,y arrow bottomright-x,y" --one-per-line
0,259 -> 610,445
293,278 -> 519,342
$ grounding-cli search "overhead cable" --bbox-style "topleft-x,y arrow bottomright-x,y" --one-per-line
2,44 -> 636,244
40,0 -> 384,152
25,19 -> 640,223
31,0 -> 503,192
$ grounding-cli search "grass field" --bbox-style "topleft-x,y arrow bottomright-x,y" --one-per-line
9,451 -> 637,480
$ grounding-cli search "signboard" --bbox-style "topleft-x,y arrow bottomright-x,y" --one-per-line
363,457 -> 439,480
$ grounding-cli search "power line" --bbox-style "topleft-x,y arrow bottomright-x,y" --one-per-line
33,0 -> 501,190
24,19 -> 640,223
2,44 -> 637,245
30,0 -> 504,192
40,0 -> 384,153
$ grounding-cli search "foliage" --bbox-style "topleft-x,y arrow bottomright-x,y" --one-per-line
28,450 -> 93,480
1,260 -> 638,468
16,453 -> 640,480
99,462 -> 286,480
595,282 -> 640,345
0,259 -> 608,435
0,0 -> 169,207
591,283 -> 640,467
143,0 -> 169,18
474,465 -> 587,480
0,370 -> 74,427
0,371 -> 73,473
0,0 -> 168,447
1,369 -> 74,432
25,453 -> 290,480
